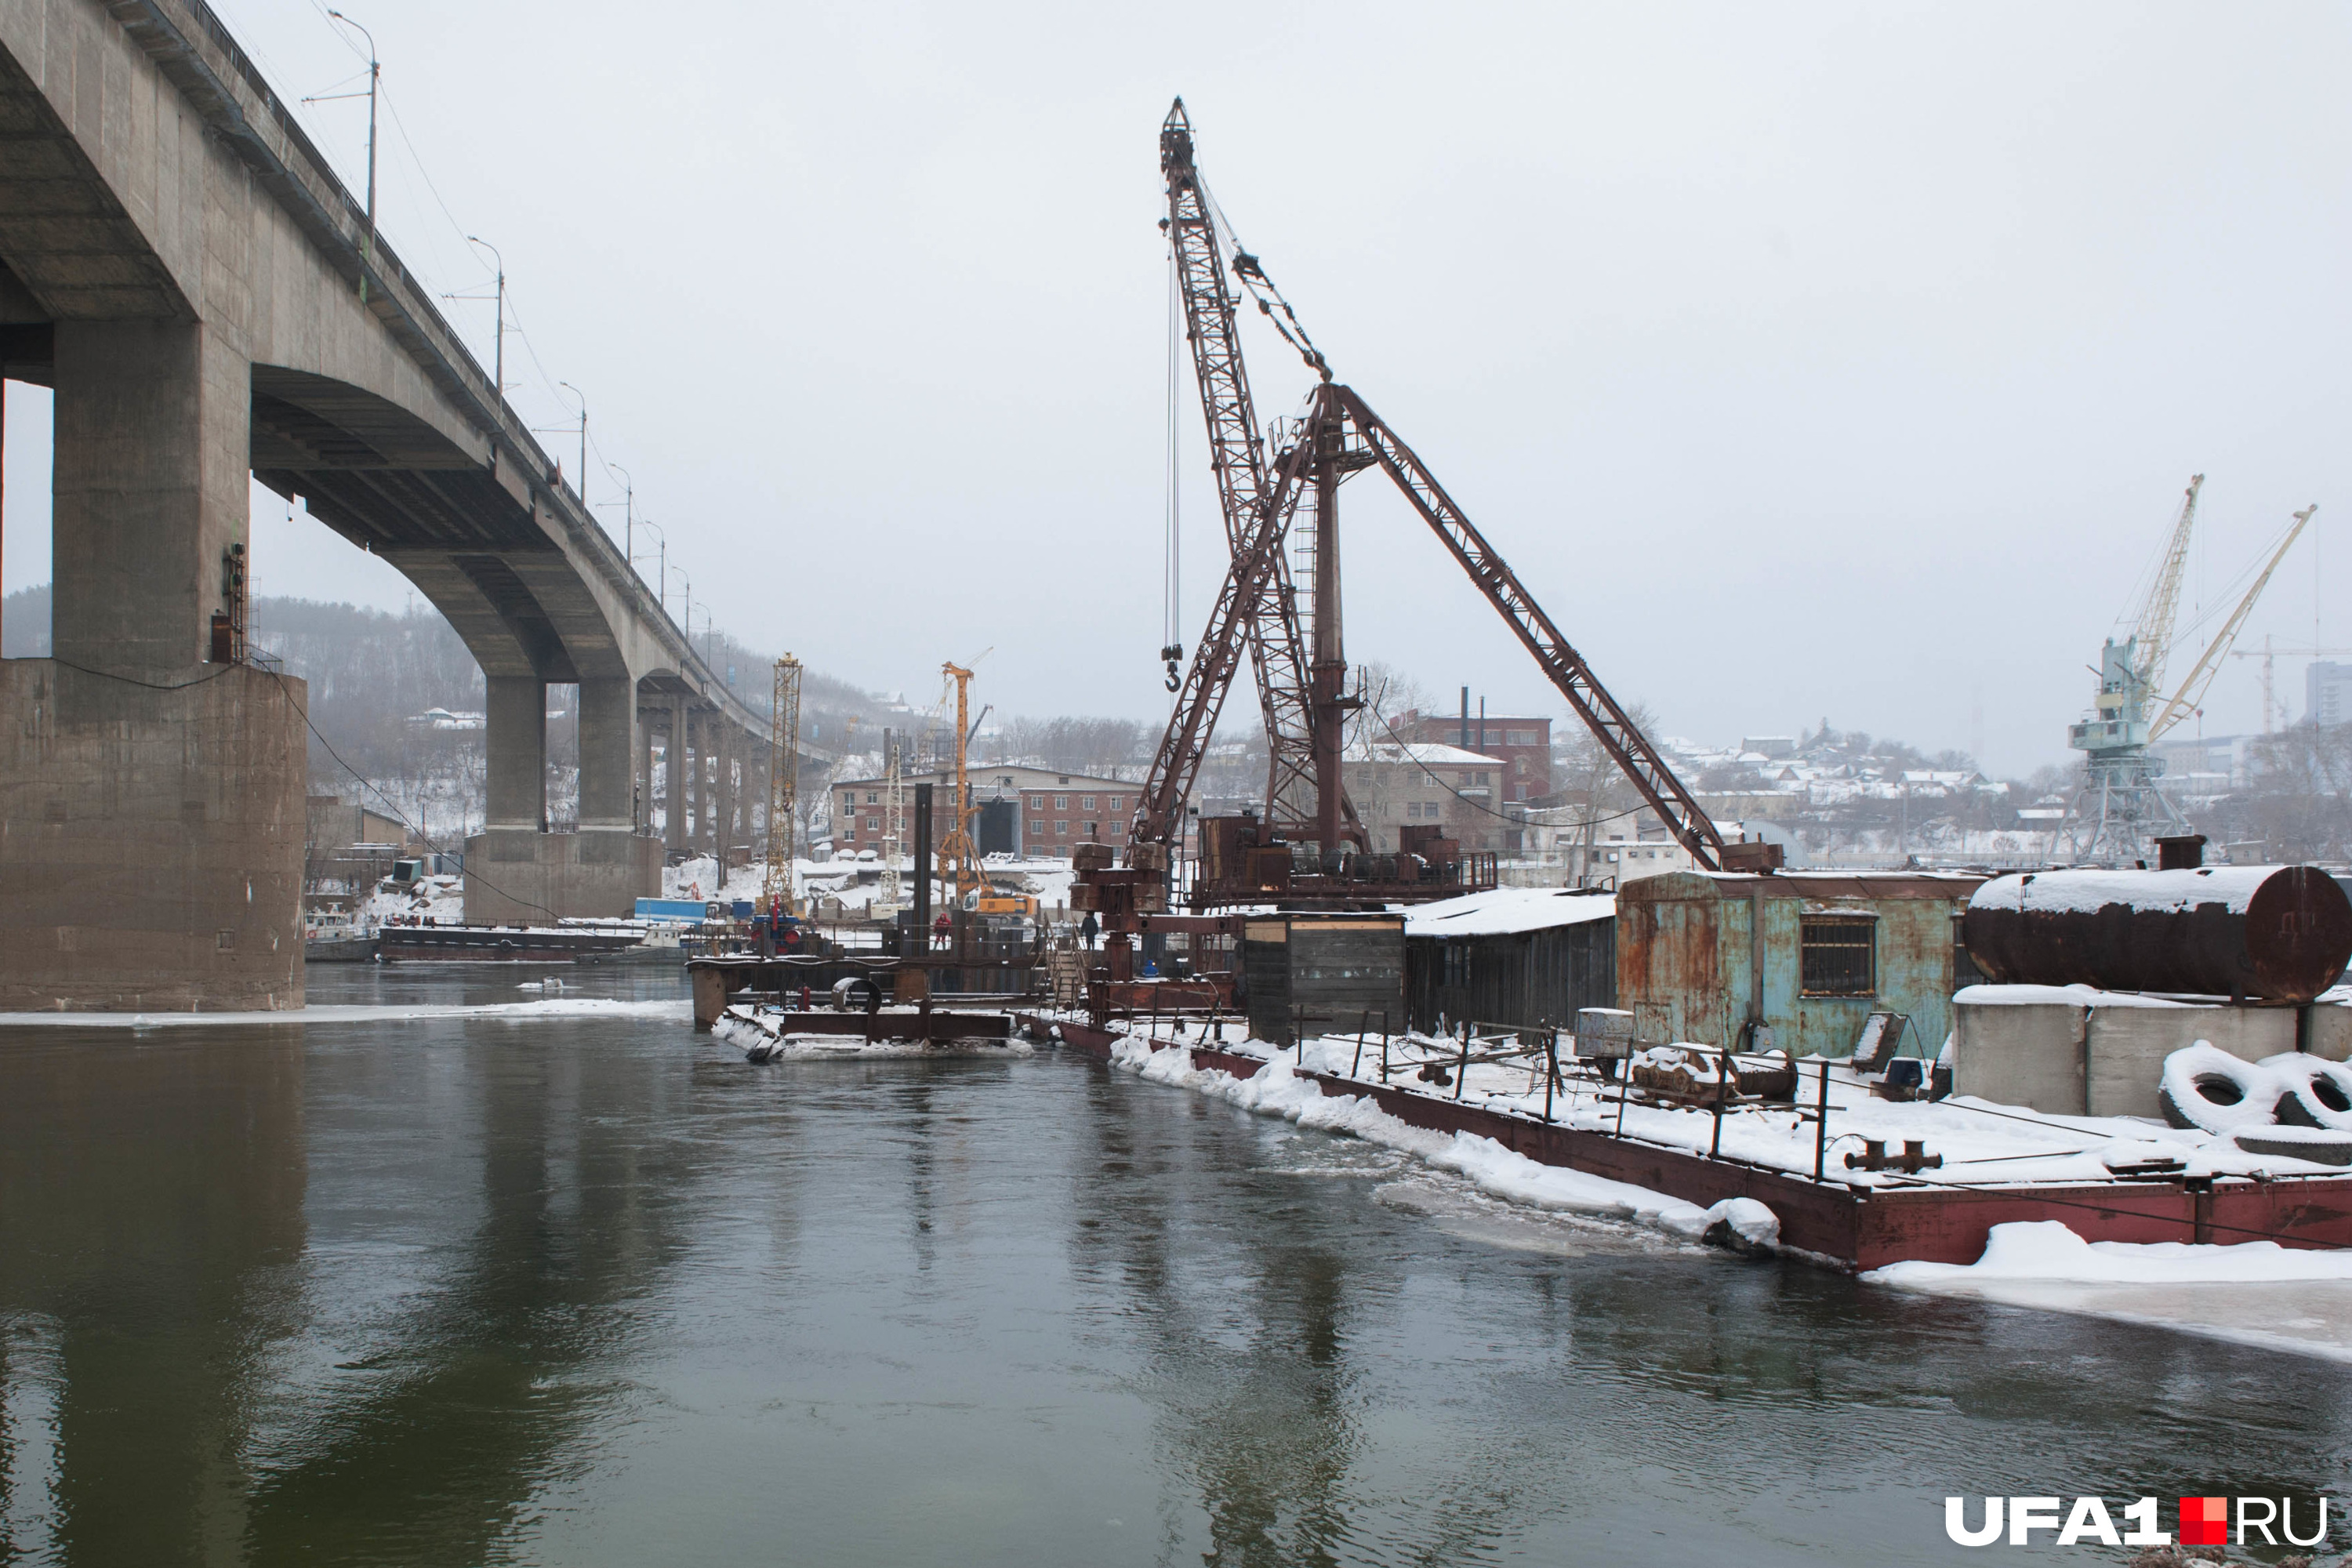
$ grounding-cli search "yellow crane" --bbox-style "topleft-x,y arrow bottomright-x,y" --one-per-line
763,655 -> 802,917
935,660 -> 988,909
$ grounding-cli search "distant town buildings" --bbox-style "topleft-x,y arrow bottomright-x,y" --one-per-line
829,765 -> 1138,860
2309,661 -> 2352,727
1395,710 -> 1552,804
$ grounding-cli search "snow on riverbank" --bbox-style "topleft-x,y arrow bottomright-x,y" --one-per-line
1096,1025 -> 1777,1251
1867,1221 -> 2352,1363
0,997 -> 692,1029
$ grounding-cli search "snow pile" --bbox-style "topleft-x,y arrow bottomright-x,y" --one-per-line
1866,1221 -> 2352,1363
1103,1031 -> 1775,1247
1870,1221 -> 2352,1288
1951,983 -> 2200,1009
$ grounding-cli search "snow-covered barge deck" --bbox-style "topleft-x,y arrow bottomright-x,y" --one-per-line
1036,1017 -> 2352,1271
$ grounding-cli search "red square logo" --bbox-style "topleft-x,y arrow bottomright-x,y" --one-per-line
2180,1497 -> 2229,1546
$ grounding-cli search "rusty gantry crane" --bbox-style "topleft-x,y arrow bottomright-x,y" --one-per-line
1076,101 -> 1732,983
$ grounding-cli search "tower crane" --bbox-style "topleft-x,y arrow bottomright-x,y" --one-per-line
1080,103 -> 1729,983
2222,635 -> 2352,735
935,660 -> 988,909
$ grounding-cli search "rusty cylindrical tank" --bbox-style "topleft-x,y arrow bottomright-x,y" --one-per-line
1962,866 -> 2352,1003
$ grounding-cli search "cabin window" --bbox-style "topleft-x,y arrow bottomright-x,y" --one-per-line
1800,915 -> 1877,996
1443,945 -> 1469,986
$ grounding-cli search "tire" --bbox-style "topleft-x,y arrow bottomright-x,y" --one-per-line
2158,1043 -> 2287,1134
2234,1127 -> 2352,1166
2262,1054 -> 2352,1133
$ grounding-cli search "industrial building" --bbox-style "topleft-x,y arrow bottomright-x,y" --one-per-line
1396,706 -> 1552,804
1403,886 -> 1615,1033
1338,741 -> 1512,852
830,765 -> 1138,860
1613,871 -> 1985,1059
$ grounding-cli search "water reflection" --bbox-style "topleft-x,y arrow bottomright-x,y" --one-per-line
0,1028 -> 303,1565
0,978 -> 2348,1567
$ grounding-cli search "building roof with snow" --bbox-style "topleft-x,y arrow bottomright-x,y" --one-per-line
1401,886 -> 1617,938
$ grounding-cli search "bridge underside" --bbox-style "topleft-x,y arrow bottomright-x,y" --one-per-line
0,1 -> 799,1003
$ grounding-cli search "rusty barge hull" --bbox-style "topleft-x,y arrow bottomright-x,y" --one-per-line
1035,1018 -> 2352,1272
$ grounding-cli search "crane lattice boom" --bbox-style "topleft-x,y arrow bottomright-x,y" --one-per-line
1161,99 -> 1328,837
2149,505 -> 2318,742
2130,474 -> 2203,695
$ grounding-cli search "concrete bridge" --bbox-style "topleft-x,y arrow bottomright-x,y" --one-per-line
0,0 -> 816,1008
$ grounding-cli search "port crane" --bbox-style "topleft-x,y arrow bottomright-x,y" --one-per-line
1079,102 -> 1729,977
2063,479 -> 2317,863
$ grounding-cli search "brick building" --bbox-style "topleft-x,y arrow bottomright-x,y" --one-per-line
829,765 -> 1140,861
1340,742 -> 1513,853
1396,710 -> 1552,805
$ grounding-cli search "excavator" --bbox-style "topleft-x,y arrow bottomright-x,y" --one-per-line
1074,101 -> 1739,986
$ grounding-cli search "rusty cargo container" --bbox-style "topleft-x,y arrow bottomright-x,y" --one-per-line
1963,866 -> 2352,1003
1614,872 -> 1985,1056
1243,912 -> 1406,1047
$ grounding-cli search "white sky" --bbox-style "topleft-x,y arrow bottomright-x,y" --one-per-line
4,1 -> 2347,775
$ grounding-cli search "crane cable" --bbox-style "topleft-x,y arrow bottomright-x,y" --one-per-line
1196,173 -> 1332,382
1162,233 -> 1183,694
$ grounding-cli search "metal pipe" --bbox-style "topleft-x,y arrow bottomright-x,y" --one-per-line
1814,1058 -> 1831,1182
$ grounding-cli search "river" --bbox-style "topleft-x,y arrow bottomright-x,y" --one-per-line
1,964 -> 2345,1566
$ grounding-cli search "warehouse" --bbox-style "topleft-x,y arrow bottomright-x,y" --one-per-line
1403,886 -> 1616,1033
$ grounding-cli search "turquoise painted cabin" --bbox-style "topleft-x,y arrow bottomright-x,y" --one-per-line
1613,871 -> 1987,1058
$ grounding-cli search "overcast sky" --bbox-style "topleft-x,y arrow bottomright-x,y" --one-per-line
4,1 -> 2347,774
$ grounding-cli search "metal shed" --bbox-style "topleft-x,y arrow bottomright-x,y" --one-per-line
1243,912 -> 1406,1047
1403,887 -> 1616,1033
1613,871 -> 1985,1057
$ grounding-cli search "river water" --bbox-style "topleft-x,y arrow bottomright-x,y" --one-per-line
2,965 -> 2347,1566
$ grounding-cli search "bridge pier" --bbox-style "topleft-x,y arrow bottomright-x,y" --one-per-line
664,699 -> 688,856
0,320 -> 308,1010
463,674 -> 659,924
51,321 -> 251,670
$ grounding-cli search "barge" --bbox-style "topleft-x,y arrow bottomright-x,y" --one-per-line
1035,1015 -> 2352,1272
378,924 -> 643,963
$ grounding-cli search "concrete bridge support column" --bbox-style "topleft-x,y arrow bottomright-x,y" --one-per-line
483,677 -> 546,831
684,711 -> 701,861
664,700 -> 687,855
635,703 -> 655,834
464,676 -> 660,924
51,322 -> 252,670
714,731 -> 733,866
0,322 -> 307,1010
